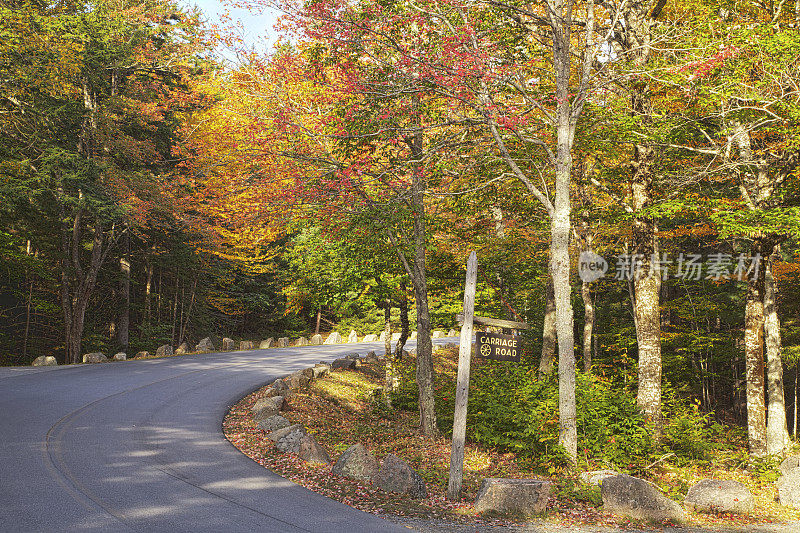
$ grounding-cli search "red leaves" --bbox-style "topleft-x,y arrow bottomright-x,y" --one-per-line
679,46 -> 741,81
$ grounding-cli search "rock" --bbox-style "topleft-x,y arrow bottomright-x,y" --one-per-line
473,478 -> 552,515
267,423 -> 305,442
257,415 -> 291,433
271,379 -> 289,394
240,340 -> 254,350
432,330 -> 444,338
348,330 -> 358,343
275,427 -> 307,454
343,353 -> 362,368
331,357 -> 356,370
254,403 -> 284,424
82,352 -> 107,364
259,338 -> 274,349
284,369 -> 312,390
363,334 -> 378,342
448,329 -> 457,337
684,479 -> 754,514
333,444 -> 379,482
175,342 -> 189,354
777,467 -> 800,509
222,338 -> 235,351
780,456 -> 800,477
196,337 -> 214,353
112,352 -> 127,361
135,351 -> 150,358
297,435 -> 331,464
311,363 -> 331,378
155,344 -> 173,357
295,337 -> 309,347
324,331 -> 342,345
309,334 -> 323,345
252,395 -> 285,415
580,470 -> 618,486
391,332 -> 401,341
277,337 -> 289,348
602,474 -> 684,522
373,454 -> 427,498
409,331 -> 417,340
365,351 -> 379,363
379,331 -> 387,342
32,356 -> 57,366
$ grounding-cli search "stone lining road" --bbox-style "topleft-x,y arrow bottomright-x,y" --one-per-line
0,341 -> 453,532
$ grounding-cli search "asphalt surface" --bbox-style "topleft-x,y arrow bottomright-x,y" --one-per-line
0,341 -> 455,532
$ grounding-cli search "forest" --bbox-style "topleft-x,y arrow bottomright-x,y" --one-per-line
1,0 -> 800,466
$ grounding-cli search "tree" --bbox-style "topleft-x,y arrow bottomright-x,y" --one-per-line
0,0 -> 209,363
655,1 -> 800,454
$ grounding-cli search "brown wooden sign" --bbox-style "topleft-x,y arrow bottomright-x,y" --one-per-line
476,332 -> 520,362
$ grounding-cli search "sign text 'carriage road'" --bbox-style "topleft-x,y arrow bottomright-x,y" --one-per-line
476,332 -> 520,362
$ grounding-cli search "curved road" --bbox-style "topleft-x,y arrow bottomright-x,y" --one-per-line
0,341 -> 454,532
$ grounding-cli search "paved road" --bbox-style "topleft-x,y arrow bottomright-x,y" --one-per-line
0,341 -> 454,532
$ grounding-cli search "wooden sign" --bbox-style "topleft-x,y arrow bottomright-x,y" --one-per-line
476,332 -> 520,362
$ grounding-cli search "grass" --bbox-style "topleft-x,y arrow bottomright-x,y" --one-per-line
222,347 -> 800,530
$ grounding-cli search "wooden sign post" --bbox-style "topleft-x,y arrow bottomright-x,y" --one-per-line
447,251 -> 477,500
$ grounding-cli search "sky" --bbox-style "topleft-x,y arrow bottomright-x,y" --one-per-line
181,0 -> 282,56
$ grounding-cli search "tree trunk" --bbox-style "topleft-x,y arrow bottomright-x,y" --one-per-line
539,275 -> 557,376
794,365 -> 798,438
179,276 -> 197,345
315,306 -> 322,335
23,280 -> 33,361
631,80 -> 662,439
61,212 -> 110,364
156,268 -> 163,322
551,202 -> 576,461
633,243 -> 662,433
117,232 -> 130,351
548,0 -> 582,462
383,300 -> 399,393
745,275 -> 767,456
383,300 -> 392,357
398,93 -> 438,437
577,210 -> 594,374
22,238 -> 33,361
764,252 -> 789,454
171,274 -> 179,346
612,0 -> 663,443
178,286 -> 185,343
144,257 -> 153,325
395,281 -> 410,356
582,281 -> 594,373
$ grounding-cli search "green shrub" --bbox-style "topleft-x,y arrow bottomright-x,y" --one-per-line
394,360 -> 652,471
658,385 -> 730,464
391,357 -> 740,472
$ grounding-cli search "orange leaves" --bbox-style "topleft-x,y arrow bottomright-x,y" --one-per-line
660,223 -> 717,240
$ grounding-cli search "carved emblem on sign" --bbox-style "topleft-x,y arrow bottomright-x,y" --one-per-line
476,332 -> 520,362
